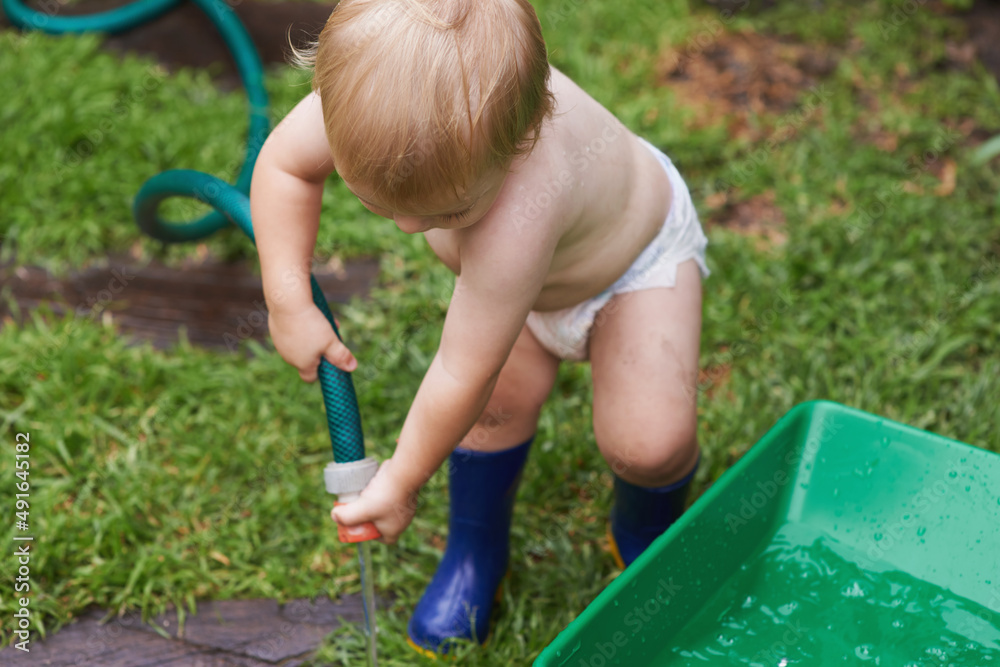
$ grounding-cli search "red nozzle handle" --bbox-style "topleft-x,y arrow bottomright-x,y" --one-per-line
335,503 -> 381,543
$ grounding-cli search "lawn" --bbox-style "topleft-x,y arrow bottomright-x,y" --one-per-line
2,0 -> 1000,663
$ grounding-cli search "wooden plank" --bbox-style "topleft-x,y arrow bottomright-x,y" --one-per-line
0,256 -> 379,350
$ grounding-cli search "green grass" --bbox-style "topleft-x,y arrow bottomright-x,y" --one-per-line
2,0 -> 1000,663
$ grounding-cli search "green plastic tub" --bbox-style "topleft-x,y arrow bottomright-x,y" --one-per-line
536,401 -> 1000,665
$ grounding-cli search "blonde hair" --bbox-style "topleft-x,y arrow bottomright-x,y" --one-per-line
294,0 -> 553,211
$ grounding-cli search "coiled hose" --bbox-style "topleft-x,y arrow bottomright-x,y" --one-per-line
2,0 -> 367,464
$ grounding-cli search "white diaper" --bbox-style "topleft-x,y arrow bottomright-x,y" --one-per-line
525,139 -> 709,361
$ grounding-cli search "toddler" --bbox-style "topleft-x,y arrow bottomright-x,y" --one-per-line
249,0 -> 708,656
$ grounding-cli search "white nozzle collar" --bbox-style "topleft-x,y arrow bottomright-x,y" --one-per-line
324,457 -> 378,496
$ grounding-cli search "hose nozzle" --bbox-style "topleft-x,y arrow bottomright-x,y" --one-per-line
324,457 -> 381,542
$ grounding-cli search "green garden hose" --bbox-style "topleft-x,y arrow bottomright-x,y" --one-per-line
2,0 -> 178,35
2,0 -> 367,464
134,169 -> 367,462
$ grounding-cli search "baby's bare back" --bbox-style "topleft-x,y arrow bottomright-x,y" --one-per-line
425,66 -> 673,312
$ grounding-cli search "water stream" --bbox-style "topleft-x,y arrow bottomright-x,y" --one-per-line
358,541 -> 379,666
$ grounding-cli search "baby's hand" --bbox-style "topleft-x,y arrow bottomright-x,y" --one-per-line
331,458 -> 420,544
268,306 -> 358,382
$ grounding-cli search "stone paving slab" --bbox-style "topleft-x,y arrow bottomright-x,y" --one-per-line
0,596 -> 370,667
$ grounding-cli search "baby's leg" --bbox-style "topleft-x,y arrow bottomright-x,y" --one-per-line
589,259 -> 703,566
589,259 -> 702,485
408,325 -> 558,655
457,324 -> 560,453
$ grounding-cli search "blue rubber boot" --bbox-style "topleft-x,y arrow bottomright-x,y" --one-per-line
607,454 -> 699,569
407,437 -> 533,657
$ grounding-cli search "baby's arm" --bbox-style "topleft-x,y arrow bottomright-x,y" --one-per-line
334,219 -> 558,542
250,93 -> 358,380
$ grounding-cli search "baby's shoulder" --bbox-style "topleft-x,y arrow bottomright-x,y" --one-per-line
493,135 -> 582,241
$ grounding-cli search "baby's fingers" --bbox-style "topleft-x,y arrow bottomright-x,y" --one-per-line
332,502 -> 394,544
331,501 -> 368,527
322,339 -> 358,373
298,362 -> 319,383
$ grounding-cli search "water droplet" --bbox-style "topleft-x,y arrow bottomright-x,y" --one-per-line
778,602 -> 798,615
842,580 -> 868,598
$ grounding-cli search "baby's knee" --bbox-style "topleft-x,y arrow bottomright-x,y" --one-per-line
458,375 -> 550,452
597,419 -> 698,487
488,379 -> 551,426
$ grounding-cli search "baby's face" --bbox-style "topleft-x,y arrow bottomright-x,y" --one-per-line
342,167 -> 509,234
